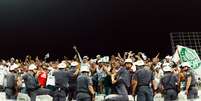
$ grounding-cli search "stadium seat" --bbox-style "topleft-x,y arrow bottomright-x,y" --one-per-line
17,93 -> 31,101
95,94 -> 105,101
0,92 -> 6,101
128,95 -> 134,101
36,95 -> 53,101
154,93 -> 162,101
105,94 -> 135,101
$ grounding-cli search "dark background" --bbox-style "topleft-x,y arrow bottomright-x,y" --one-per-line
0,0 -> 201,60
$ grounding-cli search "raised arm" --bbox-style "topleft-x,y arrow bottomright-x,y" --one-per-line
73,46 -> 83,64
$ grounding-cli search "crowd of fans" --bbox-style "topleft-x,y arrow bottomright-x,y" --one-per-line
0,47 -> 200,101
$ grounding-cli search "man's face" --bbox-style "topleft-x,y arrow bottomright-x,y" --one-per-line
83,59 -> 88,63
98,62 -> 104,67
91,63 -> 96,68
112,61 -> 120,69
111,68 -> 116,74
166,58 -> 170,62
33,69 -> 38,73
182,66 -> 188,71
147,61 -> 153,67
125,63 -> 132,68
131,57 -> 135,62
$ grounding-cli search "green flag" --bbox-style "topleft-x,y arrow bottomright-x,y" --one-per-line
177,45 -> 201,69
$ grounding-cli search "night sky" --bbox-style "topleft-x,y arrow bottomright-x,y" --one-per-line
0,0 -> 201,59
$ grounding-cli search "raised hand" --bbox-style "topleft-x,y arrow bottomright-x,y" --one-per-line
73,46 -> 78,52
117,52 -> 122,59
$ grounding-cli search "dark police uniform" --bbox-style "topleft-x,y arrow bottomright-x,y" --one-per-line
53,69 -> 70,101
185,70 -> 199,99
133,67 -> 154,101
68,68 -> 78,101
22,73 -> 40,101
128,70 -> 135,95
103,74 -> 112,95
105,67 -> 130,101
160,72 -> 179,101
77,73 -> 93,101
5,72 -> 17,99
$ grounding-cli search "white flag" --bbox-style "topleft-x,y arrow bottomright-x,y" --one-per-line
172,48 -> 180,63
44,53 -> 50,59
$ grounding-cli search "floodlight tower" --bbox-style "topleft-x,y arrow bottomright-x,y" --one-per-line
170,32 -> 201,57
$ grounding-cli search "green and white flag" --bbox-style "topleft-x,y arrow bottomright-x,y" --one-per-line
172,45 -> 201,70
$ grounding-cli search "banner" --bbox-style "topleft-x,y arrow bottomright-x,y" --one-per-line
172,48 -> 180,63
175,45 -> 201,69
172,45 -> 201,87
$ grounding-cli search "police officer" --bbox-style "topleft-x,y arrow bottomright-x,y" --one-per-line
132,61 -> 157,101
124,58 -> 135,95
21,64 -> 40,101
77,64 -> 95,101
181,62 -> 199,100
5,64 -> 19,100
68,61 -> 79,101
105,60 -> 130,101
53,62 -> 70,101
160,65 -> 179,101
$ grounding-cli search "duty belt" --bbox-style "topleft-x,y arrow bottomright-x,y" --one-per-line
78,91 -> 89,93
165,88 -> 175,91
5,87 -> 15,89
190,85 -> 196,87
56,87 -> 66,91
138,84 -> 149,87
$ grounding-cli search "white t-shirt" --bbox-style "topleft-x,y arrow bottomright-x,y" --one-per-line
0,67 -> 8,86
